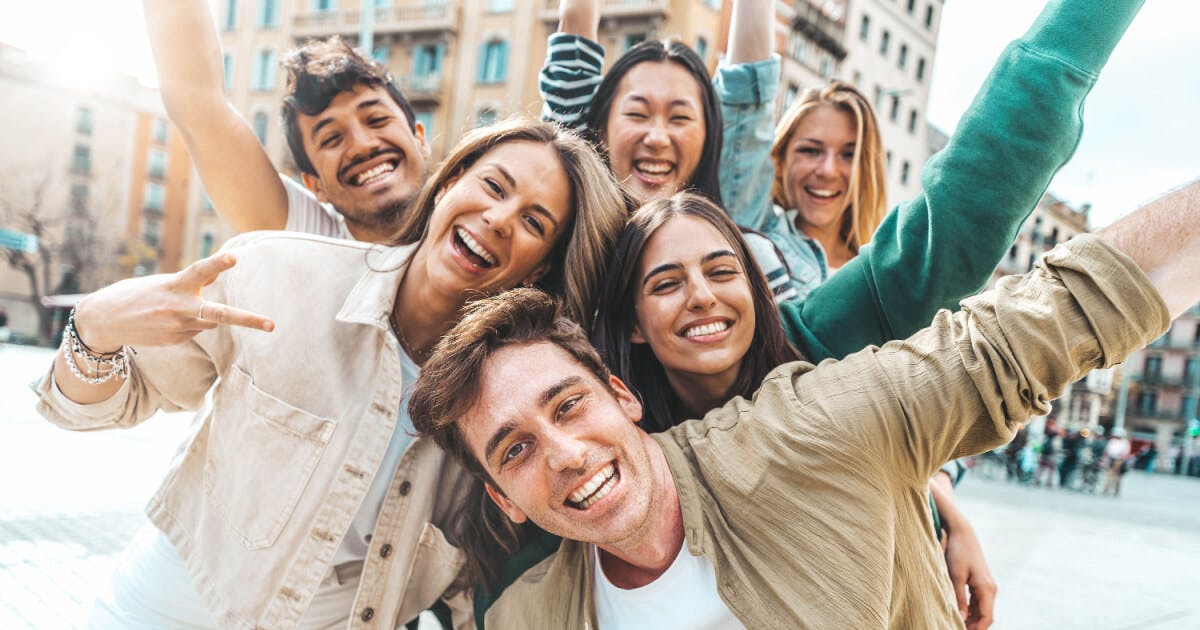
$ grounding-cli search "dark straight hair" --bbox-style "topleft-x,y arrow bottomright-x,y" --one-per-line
583,39 -> 724,208
591,193 -> 801,432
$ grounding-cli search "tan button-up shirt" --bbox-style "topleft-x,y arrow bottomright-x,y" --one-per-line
34,232 -> 472,629
486,235 -> 1169,629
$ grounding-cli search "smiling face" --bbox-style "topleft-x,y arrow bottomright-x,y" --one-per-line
781,104 -> 857,236
415,140 -> 573,299
601,61 -> 706,204
461,342 -> 659,545
630,215 -> 756,393
297,84 -> 431,232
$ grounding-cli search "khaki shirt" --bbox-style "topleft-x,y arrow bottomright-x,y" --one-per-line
35,232 -> 472,629
487,235 -> 1169,629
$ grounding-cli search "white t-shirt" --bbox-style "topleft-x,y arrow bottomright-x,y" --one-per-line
282,175 -> 354,240
592,544 -> 744,630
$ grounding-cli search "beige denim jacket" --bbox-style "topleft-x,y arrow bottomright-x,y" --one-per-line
35,232 -> 472,629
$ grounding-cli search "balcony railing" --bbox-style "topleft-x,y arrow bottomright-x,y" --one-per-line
397,73 -> 443,102
294,2 -> 459,38
791,1 -> 846,60
539,0 -> 669,24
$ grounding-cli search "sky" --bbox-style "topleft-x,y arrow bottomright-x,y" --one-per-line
1,0 -> 1197,228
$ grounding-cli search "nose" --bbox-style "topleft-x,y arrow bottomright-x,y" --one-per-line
544,427 -> 588,473
642,119 -> 670,149
480,201 -> 516,239
344,122 -> 379,161
815,150 -> 838,177
685,275 -> 717,312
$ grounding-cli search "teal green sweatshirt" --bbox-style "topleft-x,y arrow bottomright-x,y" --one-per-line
473,0 -> 1144,624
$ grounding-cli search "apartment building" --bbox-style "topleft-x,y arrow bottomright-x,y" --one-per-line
219,0 -> 725,169
0,43 -> 199,340
840,0 -> 942,205
1119,305 -> 1200,468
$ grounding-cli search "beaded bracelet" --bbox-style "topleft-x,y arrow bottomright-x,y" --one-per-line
61,306 -> 129,385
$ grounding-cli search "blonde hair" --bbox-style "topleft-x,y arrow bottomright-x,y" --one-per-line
393,117 -> 626,329
771,81 -> 887,254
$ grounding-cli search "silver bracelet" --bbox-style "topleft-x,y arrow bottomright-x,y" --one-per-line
62,307 -> 129,385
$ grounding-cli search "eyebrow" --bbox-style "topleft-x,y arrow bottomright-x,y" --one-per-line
641,249 -> 738,288
484,162 -> 561,233
308,98 -> 386,143
796,137 -> 858,149
626,94 -> 697,110
482,375 -> 585,464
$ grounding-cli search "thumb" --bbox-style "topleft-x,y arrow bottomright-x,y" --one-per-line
952,571 -> 969,619
175,253 -> 237,291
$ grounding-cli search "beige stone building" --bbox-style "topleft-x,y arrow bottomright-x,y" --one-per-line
0,43 -> 199,341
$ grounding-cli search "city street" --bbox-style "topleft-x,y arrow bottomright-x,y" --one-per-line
3,344 -> 1200,629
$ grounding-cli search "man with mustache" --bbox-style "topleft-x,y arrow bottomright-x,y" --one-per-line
144,0 -> 431,244
410,174 -> 1199,629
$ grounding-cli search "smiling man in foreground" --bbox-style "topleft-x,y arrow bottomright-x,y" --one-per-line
410,178 -> 1200,629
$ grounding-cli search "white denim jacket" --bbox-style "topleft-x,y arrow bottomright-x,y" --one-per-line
34,231 -> 472,630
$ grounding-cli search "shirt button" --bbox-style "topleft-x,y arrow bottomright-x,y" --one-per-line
398,480 -> 411,496
361,607 -> 375,622
380,543 -> 393,558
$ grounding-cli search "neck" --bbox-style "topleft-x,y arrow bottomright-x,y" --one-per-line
344,216 -> 401,244
663,366 -> 739,419
798,218 -> 854,269
391,247 -> 465,361
595,434 -> 685,589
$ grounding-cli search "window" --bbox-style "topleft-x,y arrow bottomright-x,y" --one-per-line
908,108 -> 918,134
148,148 -> 168,179
879,30 -> 890,56
224,0 -> 237,30
315,0 -> 337,10
898,44 -> 908,69
873,85 -> 883,108
415,111 -> 434,137
413,43 -> 444,77
916,57 -> 927,82
477,40 -> 508,84
1135,390 -> 1157,416
819,54 -> 834,79
488,0 -> 513,11
623,33 -> 646,52
153,118 -> 169,144
695,36 -> 708,62
852,70 -> 862,88
476,107 -> 499,127
790,34 -> 808,63
925,4 -> 935,29
72,144 -> 91,175
1183,395 -> 1197,420
1185,356 -> 1200,385
372,47 -> 388,64
1144,355 -> 1162,380
76,107 -> 94,135
144,182 -> 165,212
900,160 -> 911,185
142,219 -> 161,250
889,95 -> 900,122
252,112 -> 269,144
70,184 -> 89,213
252,49 -> 276,91
784,83 -> 799,110
200,232 -> 216,259
1007,244 -> 1017,261
906,0 -> 915,15
885,150 -> 892,170
859,14 -> 870,41
1194,322 -> 1200,346
223,53 -> 234,93
258,0 -> 278,27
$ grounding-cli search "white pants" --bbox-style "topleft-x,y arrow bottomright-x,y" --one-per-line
88,525 -> 359,629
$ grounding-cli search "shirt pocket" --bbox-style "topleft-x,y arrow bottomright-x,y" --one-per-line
397,522 -> 466,621
204,366 -> 335,550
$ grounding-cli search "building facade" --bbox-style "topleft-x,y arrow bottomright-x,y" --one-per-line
0,44 -> 199,341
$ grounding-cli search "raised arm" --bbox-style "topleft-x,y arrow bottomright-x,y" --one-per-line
143,0 -> 289,232
715,0 -> 780,229
539,0 -> 605,130
781,0 -> 1145,361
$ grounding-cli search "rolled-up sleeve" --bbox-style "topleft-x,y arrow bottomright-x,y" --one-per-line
715,54 -> 780,231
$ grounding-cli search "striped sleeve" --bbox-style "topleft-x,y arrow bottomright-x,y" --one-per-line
744,232 -> 798,304
539,33 -> 605,130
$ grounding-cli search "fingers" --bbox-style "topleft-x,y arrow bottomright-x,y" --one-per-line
966,576 -> 997,630
198,300 -> 275,332
952,573 -> 969,620
175,253 -> 237,291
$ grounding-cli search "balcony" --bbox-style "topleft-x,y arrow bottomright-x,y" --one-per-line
791,1 -> 846,61
397,73 -> 443,104
293,2 -> 459,39
539,0 -> 669,26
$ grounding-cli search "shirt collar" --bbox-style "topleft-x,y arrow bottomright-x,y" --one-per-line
336,242 -> 419,329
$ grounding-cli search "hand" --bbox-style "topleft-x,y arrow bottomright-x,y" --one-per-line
74,253 -> 274,352
943,518 -> 997,630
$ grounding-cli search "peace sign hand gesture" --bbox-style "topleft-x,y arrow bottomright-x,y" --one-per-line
73,253 -> 275,353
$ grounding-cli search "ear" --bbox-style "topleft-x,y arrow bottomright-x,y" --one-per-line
413,120 -> 432,161
630,320 -> 647,345
484,482 -> 528,524
300,172 -> 329,204
608,374 -> 643,425
435,172 -> 461,206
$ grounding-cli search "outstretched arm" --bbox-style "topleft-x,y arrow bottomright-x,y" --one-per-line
143,0 -> 289,232
782,0 -> 1146,361
539,0 -> 604,130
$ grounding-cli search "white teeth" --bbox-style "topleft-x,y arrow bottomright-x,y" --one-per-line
683,321 -> 729,338
805,187 -> 838,199
455,227 -> 497,265
635,161 -> 672,175
568,463 -> 617,508
353,162 -> 396,185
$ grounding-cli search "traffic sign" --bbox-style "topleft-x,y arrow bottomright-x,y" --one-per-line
0,228 -> 38,254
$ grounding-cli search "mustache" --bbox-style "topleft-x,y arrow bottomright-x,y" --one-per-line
339,148 -> 403,182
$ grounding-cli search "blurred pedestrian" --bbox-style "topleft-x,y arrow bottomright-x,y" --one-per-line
1035,421 -> 1061,487
1059,430 -> 1083,488
1102,427 -> 1132,496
